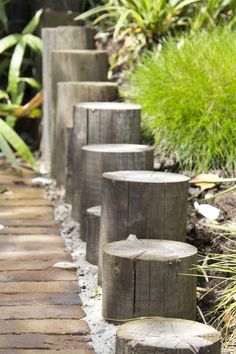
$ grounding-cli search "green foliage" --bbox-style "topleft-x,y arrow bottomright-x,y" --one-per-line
0,6 -> 42,168
124,29 -> 236,172
0,9 -> 42,107
0,118 -> 36,169
76,0 -> 236,75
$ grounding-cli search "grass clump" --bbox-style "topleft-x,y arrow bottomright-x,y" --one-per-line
125,29 -> 236,173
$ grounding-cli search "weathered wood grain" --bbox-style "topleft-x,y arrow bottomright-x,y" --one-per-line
41,26 -> 95,170
0,281 -> 80,294
0,319 -> 89,334
0,227 -> 59,235
86,206 -> 101,265
0,293 -> 82,306
116,317 -> 221,354
52,81 -> 118,187
80,144 -> 154,241
103,239 -> 197,321
71,102 -> 141,219
50,50 -> 109,178
99,171 -> 190,283
0,305 -> 85,320
0,333 -> 91,349
0,269 -> 77,282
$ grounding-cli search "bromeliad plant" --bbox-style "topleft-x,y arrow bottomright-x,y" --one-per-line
76,0 -> 236,75
0,5 -> 43,169
76,0 -> 201,75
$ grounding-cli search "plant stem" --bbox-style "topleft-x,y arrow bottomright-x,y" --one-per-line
200,185 -> 236,202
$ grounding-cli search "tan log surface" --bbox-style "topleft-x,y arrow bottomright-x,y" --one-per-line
71,102 -> 141,220
0,160 -> 95,352
116,317 -> 221,354
103,239 -> 197,321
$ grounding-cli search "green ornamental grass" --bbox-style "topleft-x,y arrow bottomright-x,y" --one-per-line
125,29 -> 236,172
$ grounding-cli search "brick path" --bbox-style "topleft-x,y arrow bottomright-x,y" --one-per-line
0,160 -> 95,353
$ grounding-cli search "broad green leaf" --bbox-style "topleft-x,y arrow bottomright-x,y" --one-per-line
0,34 -> 20,54
7,38 -> 27,103
20,77 -> 41,90
75,5 -> 116,21
24,34 -> 42,54
0,133 -> 20,169
0,118 -> 36,167
0,103 -> 19,114
22,9 -> 43,35
0,0 -> 8,31
0,90 -> 8,100
6,115 -> 16,128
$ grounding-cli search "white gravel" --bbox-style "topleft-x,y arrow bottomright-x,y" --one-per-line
47,184 -> 117,354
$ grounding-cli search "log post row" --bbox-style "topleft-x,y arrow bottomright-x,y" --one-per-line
41,26 -> 95,171
50,49 -> 109,178
71,102 -> 141,220
103,239 -> 197,321
98,171 -> 190,284
116,317 -> 221,354
52,83 -> 119,188
85,206 -> 101,266
79,145 -> 154,241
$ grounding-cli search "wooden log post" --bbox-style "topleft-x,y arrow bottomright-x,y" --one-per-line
116,317 -> 221,354
85,206 -> 101,266
71,102 -> 141,221
103,239 -> 197,321
80,145 -> 154,241
52,82 -> 118,189
41,26 -> 95,171
98,171 -> 189,284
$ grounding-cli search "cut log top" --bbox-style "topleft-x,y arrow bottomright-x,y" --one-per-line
116,317 -> 220,350
57,82 -> 118,88
104,239 -> 197,261
75,102 -> 141,111
82,144 -> 154,153
52,49 -> 107,54
87,205 -> 101,217
103,170 -> 189,183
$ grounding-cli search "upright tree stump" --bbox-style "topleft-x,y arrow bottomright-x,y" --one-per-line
99,170 -> 189,283
71,102 -> 141,221
116,317 -> 221,354
52,83 -> 118,187
86,206 -> 101,266
41,26 -> 95,171
80,145 -> 154,241
103,239 -> 197,321
50,49 -> 109,174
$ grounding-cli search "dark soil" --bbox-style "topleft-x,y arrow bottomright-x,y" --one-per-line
187,185 -> 236,352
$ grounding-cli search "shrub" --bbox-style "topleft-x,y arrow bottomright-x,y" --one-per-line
124,29 -> 236,173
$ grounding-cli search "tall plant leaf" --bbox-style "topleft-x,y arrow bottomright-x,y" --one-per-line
0,134 -> 19,169
7,38 -> 26,102
22,9 -> 43,35
24,34 -> 42,54
0,118 -> 36,167
0,34 -> 20,54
